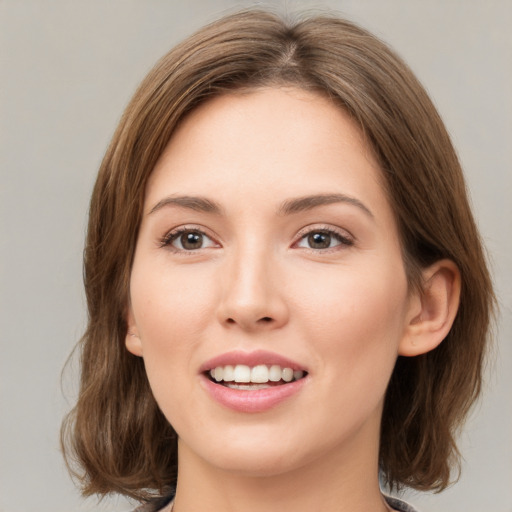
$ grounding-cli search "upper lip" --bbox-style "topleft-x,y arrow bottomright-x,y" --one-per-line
199,350 -> 307,373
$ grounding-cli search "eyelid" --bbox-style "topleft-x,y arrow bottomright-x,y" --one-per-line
158,223 -> 353,253
159,224 -> 221,251
292,224 -> 355,250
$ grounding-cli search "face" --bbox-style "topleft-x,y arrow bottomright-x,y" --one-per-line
126,87 -> 418,477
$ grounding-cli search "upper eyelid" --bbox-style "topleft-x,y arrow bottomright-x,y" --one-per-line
163,224 -> 215,237
160,225 -> 220,247
292,226 -> 356,253
158,223 -> 354,247
294,224 -> 354,241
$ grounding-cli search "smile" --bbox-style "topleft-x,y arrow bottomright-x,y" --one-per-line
208,364 -> 306,389
200,351 -> 309,413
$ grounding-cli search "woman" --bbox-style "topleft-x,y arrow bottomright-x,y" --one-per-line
61,10 -> 494,512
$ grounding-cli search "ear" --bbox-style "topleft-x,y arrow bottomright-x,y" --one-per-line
125,306 -> 143,357
399,259 -> 461,357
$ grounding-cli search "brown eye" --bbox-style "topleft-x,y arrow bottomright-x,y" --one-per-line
307,232 -> 332,249
296,228 -> 353,251
179,232 -> 204,250
164,229 -> 218,251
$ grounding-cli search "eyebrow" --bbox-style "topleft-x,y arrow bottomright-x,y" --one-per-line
278,194 -> 373,218
148,193 -> 373,218
148,195 -> 223,215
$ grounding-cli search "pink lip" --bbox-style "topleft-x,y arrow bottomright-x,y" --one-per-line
200,374 -> 308,413
199,350 -> 309,413
199,349 -> 307,373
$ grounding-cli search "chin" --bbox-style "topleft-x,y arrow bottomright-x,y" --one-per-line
177,423 -> 331,479
208,449 -> 308,478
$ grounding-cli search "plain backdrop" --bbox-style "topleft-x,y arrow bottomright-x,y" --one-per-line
0,1 -> 510,511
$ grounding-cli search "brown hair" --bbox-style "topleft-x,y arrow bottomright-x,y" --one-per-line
61,8 -> 494,502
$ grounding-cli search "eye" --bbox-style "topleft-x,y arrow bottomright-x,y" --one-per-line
295,228 -> 353,250
162,228 -> 218,251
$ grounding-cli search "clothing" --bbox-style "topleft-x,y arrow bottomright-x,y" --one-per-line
133,495 -> 173,512
134,494 -> 420,512
385,495 -> 420,512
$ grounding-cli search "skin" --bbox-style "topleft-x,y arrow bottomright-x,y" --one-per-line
126,87 -> 460,512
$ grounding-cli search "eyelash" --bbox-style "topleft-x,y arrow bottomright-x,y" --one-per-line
294,226 -> 354,252
159,226 -> 218,252
159,225 -> 354,253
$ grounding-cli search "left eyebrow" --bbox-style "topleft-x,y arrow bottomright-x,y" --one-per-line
278,193 -> 374,218
148,195 -> 223,216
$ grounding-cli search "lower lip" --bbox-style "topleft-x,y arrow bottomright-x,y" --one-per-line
200,374 -> 307,413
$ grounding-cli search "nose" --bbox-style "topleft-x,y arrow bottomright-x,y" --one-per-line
216,246 -> 289,332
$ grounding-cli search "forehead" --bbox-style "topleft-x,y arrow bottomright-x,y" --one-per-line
146,87 -> 389,220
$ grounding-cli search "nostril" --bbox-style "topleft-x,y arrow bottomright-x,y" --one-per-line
223,316 -> 275,327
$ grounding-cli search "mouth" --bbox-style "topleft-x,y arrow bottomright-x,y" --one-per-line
206,364 -> 307,390
200,351 -> 309,412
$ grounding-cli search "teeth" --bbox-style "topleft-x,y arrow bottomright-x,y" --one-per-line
227,383 -> 272,390
223,365 -> 235,382
214,367 -> 223,382
233,365 -> 251,383
283,368 -> 294,382
208,364 -> 305,384
269,365 -> 282,382
251,364 -> 269,383
293,370 -> 304,380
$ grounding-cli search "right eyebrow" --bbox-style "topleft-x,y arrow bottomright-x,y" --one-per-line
148,195 -> 223,216
278,193 -> 374,219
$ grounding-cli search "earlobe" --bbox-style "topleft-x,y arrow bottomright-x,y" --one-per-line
399,259 -> 461,357
125,307 -> 143,357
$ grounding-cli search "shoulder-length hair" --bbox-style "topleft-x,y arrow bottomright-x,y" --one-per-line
62,9 -> 494,502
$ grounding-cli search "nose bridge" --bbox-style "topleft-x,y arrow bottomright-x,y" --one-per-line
217,236 -> 287,330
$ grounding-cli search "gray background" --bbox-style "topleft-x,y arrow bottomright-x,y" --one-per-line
0,1 -> 510,511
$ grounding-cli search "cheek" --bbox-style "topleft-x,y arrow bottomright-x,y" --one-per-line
128,268 -> 203,425
301,270 -> 408,444
295,260 -> 408,382
131,259 -> 215,339
128,261 -> 213,390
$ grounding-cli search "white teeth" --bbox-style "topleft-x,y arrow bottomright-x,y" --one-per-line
269,365 -> 282,382
282,368 -> 293,382
251,364 -> 269,383
208,364 -> 305,384
233,364 -> 251,383
227,383 -> 271,390
223,365 -> 235,382
214,367 -> 223,382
